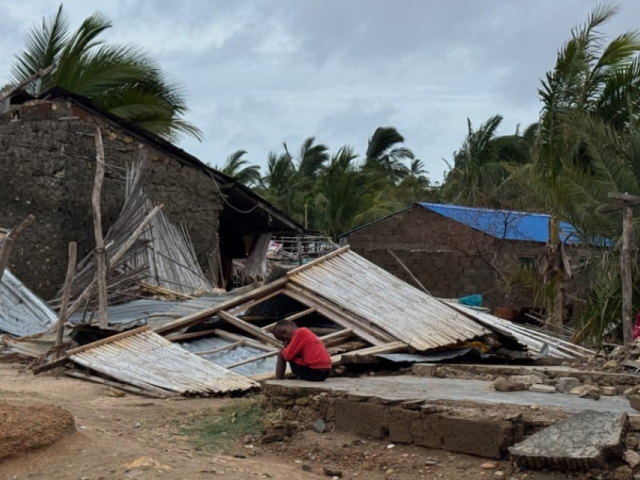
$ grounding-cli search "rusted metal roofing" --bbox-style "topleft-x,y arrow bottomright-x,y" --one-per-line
0,269 -> 56,336
69,328 -> 258,396
288,249 -> 490,351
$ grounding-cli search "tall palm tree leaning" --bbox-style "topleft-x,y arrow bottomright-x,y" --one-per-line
523,3 -> 640,333
365,127 -> 414,183
9,5 -> 201,141
217,150 -> 261,187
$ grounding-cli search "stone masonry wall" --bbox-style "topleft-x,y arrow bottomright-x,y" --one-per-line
346,206 -> 543,310
0,99 -> 222,299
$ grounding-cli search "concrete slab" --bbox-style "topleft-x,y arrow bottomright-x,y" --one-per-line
509,410 -> 628,469
264,376 -> 637,415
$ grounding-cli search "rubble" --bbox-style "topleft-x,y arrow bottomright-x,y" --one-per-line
509,410 -> 628,469
570,385 -> 602,400
556,377 -> 581,394
529,384 -> 556,394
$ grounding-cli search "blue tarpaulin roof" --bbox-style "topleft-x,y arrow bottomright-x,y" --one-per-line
418,203 -> 578,244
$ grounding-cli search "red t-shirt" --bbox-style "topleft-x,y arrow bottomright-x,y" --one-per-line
282,327 -> 331,369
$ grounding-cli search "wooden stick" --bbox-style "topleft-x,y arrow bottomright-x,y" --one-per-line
286,246 -> 349,277
211,329 -> 277,352
55,242 -> 77,347
0,64 -> 56,103
622,204 -> 633,344
285,307 -> 318,322
387,249 -> 431,295
226,349 -> 278,369
217,310 -> 282,347
155,277 -> 288,335
64,204 -> 164,321
92,127 -> 108,329
193,340 -> 244,356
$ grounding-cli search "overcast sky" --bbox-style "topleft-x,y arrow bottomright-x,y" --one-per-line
2,1 -> 640,182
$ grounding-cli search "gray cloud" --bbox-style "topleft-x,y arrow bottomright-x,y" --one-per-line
1,0 -> 640,181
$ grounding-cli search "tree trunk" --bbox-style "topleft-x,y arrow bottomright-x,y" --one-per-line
622,205 -> 633,344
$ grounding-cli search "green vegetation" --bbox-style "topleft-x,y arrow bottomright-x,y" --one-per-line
9,5 -> 201,141
179,398 -> 267,453
8,4 -> 640,342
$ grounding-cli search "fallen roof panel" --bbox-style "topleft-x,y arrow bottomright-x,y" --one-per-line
288,248 -> 490,351
69,328 -> 258,396
0,269 -> 56,336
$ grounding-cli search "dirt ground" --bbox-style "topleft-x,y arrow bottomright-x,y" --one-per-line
0,363 -> 597,480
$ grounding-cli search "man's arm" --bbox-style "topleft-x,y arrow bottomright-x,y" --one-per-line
275,351 -> 286,380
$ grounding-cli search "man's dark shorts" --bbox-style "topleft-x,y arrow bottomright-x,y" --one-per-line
290,363 -> 330,382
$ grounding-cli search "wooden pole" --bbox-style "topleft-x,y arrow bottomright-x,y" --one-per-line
55,242 -> 77,347
64,204 -> 164,321
92,128 -> 109,329
622,205 -> 633,344
387,249 -> 431,295
0,64 -> 56,103
296,236 -> 303,266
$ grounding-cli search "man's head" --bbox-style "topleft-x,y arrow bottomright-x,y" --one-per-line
273,319 -> 297,342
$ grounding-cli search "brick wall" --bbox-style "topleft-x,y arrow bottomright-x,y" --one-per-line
0,99 -> 222,299
345,206 -> 545,309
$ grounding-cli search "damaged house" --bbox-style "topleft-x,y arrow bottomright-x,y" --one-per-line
0,88 -> 303,299
339,203 -> 587,314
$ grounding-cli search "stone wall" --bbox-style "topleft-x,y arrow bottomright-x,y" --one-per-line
345,206 -> 547,310
0,99 -> 222,299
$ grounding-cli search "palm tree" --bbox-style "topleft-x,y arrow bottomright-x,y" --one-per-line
393,159 -> 434,205
10,5 -> 201,141
313,147 -> 367,236
217,150 -> 261,186
365,127 -> 414,183
259,151 -> 299,217
521,4 -> 640,332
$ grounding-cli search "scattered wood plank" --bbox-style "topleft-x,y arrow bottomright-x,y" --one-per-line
155,278 -> 288,335
0,64 -> 56,103
217,310 -> 282,348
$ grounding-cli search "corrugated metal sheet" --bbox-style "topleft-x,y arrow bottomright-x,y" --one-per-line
70,329 -> 257,395
289,249 -> 490,351
68,299 -> 174,329
179,337 -> 276,377
419,203 -> 578,244
450,304 -> 594,360
0,269 -> 56,336
376,349 -> 474,363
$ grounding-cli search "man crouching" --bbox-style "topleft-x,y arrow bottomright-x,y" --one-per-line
273,320 -> 331,381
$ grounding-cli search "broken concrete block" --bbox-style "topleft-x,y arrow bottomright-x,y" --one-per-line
570,385 -> 601,400
509,410 -> 628,470
613,465 -> 633,480
439,413 -> 524,459
601,386 -> 617,396
388,407 -> 421,444
624,449 -> 640,469
334,400 -> 388,439
628,394 -> 640,412
412,364 -> 437,377
556,377 -> 581,394
510,374 -> 544,387
492,378 -> 526,392
529,384 -> 556,394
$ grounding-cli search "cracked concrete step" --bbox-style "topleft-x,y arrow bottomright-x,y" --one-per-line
509,410 -> 629,470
